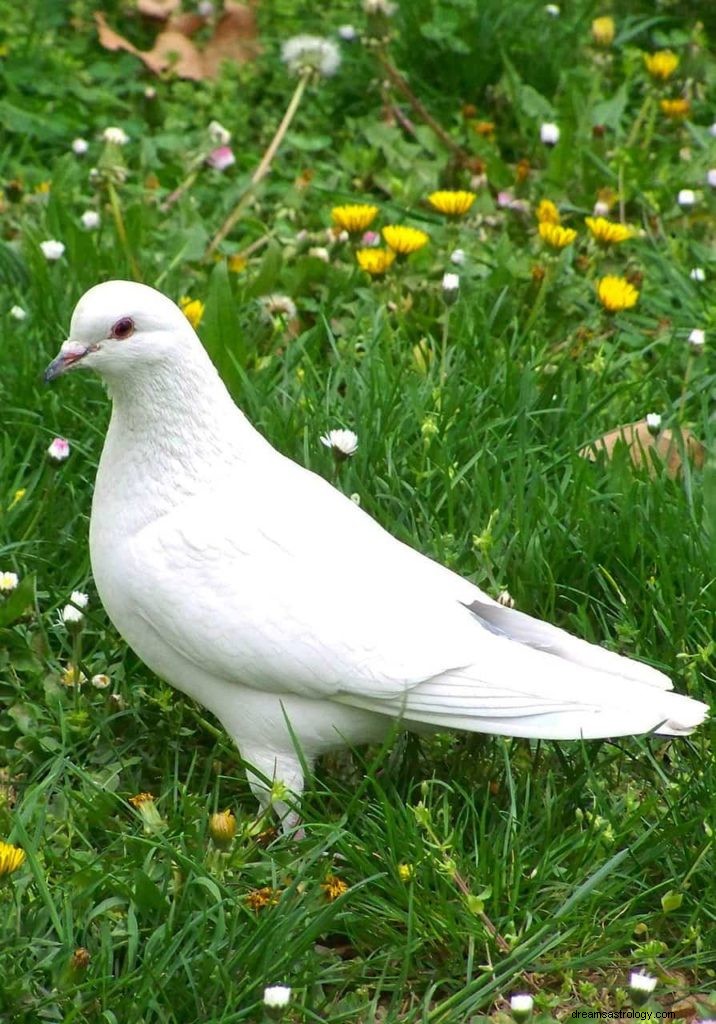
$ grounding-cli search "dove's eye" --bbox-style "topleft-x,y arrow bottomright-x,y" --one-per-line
111,317 -> 135,340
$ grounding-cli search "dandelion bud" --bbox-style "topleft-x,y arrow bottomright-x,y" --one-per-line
128,792 -> 165,834
209,809 -> 237,849
645,413 -> 662,436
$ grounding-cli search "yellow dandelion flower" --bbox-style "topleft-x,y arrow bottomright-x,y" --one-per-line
0,840 -> 25,876
321,875 -> 348,901
644,50 -> 679,81
398,863 -> 415,881
331,204 -> 378,233
536,199 -> 560,225
35,181 -> 51,194
382,225 -> 429,255
597,275 -> 639,311
427,190 -> 476,216
471,121 -> 495,138
585,217 -> 634,244
538,222 -> 577,249
591,16 -> 615,46
660,97 -> 690,119
209,809 -> 237,849
61,664 -> 86,687
179,296 -> 204,330
246,886 -> 280,911
228,254 -> 248,273
356,247 -> 395,275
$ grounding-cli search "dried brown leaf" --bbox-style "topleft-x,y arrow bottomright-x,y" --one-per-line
202,1 -> 260,77
95,12 -> 143,59
137,0 -> 180,18
580,420 -> 705,479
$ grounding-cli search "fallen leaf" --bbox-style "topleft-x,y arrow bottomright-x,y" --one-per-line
137,0 -> 180,18
580,420 -> 706,479
95,3 -> 258,80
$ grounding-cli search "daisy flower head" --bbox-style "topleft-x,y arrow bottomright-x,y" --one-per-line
629,971 -> 657,1006
677,189 -> 696,207
47,437 -> 70,463
281,35 -> 341,77
40,239 -> 65,261
81,210 -> 100,230
10,305 -> 27,321
540,122 -> 560,145
321,429 -> 358,460
356,247 -> 395,275
584,217 -> 633,244
428,190 -> 476,216
382,225 -> 429,255
544,4 -> 560,15
442,272 -> 460,304
591,16 -> 615,46
259,294 -> 298,321
597,275 -> 639,311
264,986 -> 292,1009
331,203 -> 378,233
0,571 -> 19,594
102,126 -> 129,146
511,994 -> 534,1021
644,50 -> 678,80
206,146 -> 235,171
450,248 -> 466,265
71,137 -> 89,155
690,267 -> 705,282
538,222 -> 576,248
688,328 -> 705,351
535,199 -> 560,224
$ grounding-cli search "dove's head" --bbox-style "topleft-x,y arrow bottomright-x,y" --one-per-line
44,280 -> 201,383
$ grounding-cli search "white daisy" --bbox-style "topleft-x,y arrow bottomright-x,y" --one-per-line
510,994 -> 534,1020
645,413 -> 662,435
0,571 -> 19,593
540,122 -> 560,145
321,429 -> 358,459
689,267 -> 705,282
72,138 -> 89,155
81,210 -> 100,230
102,126 -> 129,146
40,240 -> 65,261
688,328 -> 705,350
263,985 -> 291,1008
10,305 -> 27,320
677,188 -> 696,207
47,437 -> 71,462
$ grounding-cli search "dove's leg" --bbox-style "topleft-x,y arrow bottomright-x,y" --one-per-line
242,747 -> 307,834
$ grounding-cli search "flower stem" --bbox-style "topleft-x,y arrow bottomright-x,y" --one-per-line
107,181 -> 142,281
206,70 -> 312,257
160,166 -> 201,213
439,309 -> 451,389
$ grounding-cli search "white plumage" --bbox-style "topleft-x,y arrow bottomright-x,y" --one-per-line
45,281 -> 708,823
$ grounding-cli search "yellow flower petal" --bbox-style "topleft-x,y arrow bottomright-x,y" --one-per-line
536,199 -> 560,225
382,225 -> 429,254
591,16 -> 615,46
584,217 -> 634,244
0,840 -> 26,876
644,50 -> 679,80
356,247 -> 395,275
660,97 -> 690,119
179,296 -> 205,330
427,190 -> 476,216
331,204 -> 378,233
597,275 -> 639,311
538,222 -> 577,249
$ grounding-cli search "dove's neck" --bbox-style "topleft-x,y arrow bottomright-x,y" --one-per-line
94,346 -> 272,532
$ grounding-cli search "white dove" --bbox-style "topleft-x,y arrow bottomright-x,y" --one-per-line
45,281 -> 708,825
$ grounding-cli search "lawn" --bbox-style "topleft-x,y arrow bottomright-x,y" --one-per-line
0,1 -> 715,1021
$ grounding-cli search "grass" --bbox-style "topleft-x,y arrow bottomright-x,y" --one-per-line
0,0 -> 715,1021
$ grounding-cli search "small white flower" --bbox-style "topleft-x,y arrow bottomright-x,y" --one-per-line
707,169 -> 716,188
70,591 -> 89,609
81,210 -> 100,230
677,188 -> 696,207
593,200 -> 610,216
208,120 -> 231,146
690,267 -> 705,282
281,35 -> 341,77
540,122 -> 560,145
40,239 -> 65,261
511,994 -> 534,1018
144,85 -> 157,100
47,437 -> 71,462
102,126 -> 129,146
688,328 -> 705,350
91,673 -> 111,689
442,272 -> 460,304
338,25 -> 358,41
206,146 -> 236,171
363,0 -> 397,13
72,137 -> 89,155
60,603 -> 84,626
263,985 -> 292,1008
10,305 -> 27,320
629,972 -> 657,995
544,3 -> 560,15
450,248 -> 466,265
645,413 -> 662,435
308,246 -> 330,262
0,571 -> 19,593
197,0 -> 214,15
321,429 -> 358,459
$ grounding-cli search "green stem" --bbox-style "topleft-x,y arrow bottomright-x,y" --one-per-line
625,92 -> 654,150
206,70 -> 312,257
107,181 -> 142,282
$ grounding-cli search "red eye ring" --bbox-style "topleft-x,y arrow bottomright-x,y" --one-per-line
111,317 -> 134,340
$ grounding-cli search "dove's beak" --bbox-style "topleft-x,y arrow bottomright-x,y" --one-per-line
44,341 -> 90,383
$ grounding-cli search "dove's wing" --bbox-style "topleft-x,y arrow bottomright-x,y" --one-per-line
116,454 -> 707,740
